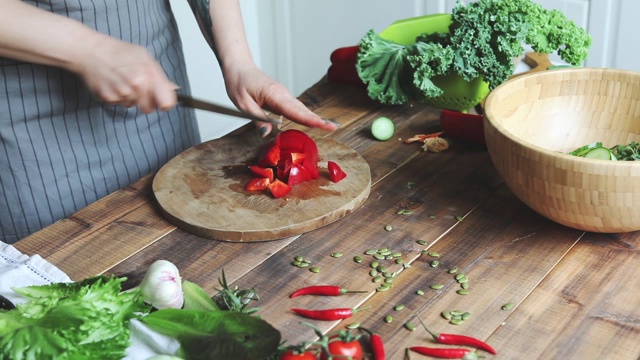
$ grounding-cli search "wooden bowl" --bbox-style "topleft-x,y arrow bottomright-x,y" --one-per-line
483,68 -> 640,233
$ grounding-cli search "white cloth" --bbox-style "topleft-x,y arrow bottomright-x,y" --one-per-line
0,242 -> 180,360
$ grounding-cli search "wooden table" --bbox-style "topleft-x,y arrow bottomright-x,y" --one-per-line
14,78 -> 640,359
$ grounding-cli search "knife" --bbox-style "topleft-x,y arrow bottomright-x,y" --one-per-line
177,93 -> 282,126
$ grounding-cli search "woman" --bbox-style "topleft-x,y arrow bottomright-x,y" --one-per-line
0,0 -> 338,244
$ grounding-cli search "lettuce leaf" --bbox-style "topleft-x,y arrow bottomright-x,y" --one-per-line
0,276 -> 150,360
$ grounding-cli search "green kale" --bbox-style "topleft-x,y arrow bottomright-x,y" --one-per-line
356,0 -> 592,105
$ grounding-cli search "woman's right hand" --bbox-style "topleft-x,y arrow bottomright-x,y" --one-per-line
72,34 -> 178,113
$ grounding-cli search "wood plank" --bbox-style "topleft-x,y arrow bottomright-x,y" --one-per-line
199,143 -> 505,345
31,203 -> 176,280
488,231 -> 640,359
13,175 -> 155,258
350,186 -> 584,358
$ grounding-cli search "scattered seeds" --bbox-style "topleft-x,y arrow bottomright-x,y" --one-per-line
428,214 -> 436,219
291,261 -> 301,266
391,252 -> 402,258
416,289 -> 425,295
502,302 -> 515,311
457,276 -> 468,284
395,258 -> 404,264
428,251 -> 440,258
369,269 -> 378,277
456,289 -> 470,295
309,266 -> 320,273
450,318 -> 465,325
404,322 -> 416,331
384,225 -> 393,231
384,315 -> 393,323
461,312 -> 472,320
297,262 -> 310,268
396,208 -> 406,215
372,275 -> 383,283
441,311 -> 452,320
430,284 -> 444,290
450,310 -> 463,316
460,282 -> 469,290
346,323 -> 360,329
448,267 -> 458,274
455,215 -> 464,221
353,256 -> 363,263
394,304 -> 405,311
374,254 -> 385,260
430,260 -> 440,268
376,285 -> 390,292
416,240 -> 428,245
370,261 -> 379,268
455,273 -> 466,281
294,256 -> 304,262
365,249 -> 378,255
331,252 -> 343,258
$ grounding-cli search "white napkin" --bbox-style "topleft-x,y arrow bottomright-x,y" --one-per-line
0,241 -> 180,360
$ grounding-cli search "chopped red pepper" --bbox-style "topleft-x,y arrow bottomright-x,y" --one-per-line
248,165 -> 274,182
268,179 -> 292,198
258,140 -> 280,167
245,177 -> 271,192
327,161 -> 347,183
287,164 -> 312,187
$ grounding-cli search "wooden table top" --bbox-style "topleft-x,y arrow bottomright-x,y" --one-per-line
14,78 -> 640,359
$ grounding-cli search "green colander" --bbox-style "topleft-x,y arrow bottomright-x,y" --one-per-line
379,14 -> 490,111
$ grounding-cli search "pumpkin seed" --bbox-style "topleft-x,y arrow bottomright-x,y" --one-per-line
428,214 -> 436,219
450,310 -> 464,316
394,304 -> 405,311
346,323 -> 360,329
384,225 -> 393,231
396,209 -> 406,215
391,252 -> 402,258
456,289 -> 470,295
461,312 -> 472,320
369,269 -> 378,277
455,215 -> 464,221
441,311 -> 452,320
379,250 -> 392,256
502,302 -> 514,311
430,284 -> 444,290
331,252 -> 343,258
416,290 -> 425,295
460,282 -> 469,290
428,251 -> 440,258
455,273 -> 465,281
407,182 -> 415,189
395,258 -> 403,264
416,240 -> 428,245
377,265 -> 387,272
292,261 -> 301,266
430,260 -> 439,268
372,275 -> 383,283
309,266 -> 320,273
294,256 -> 304,262
457,276 -> 468,284
448,267 -> 458,274
353,256 -> 363,263
297,262 -> 310,268
450,318 -> 465,325
365,249 -> 378,255
384,278 -> 393,284
402,210 -> 413,215
378,247 -> 389,252
376,285 -> 390,292
385,255 -> 393,260
370,261 -> 379,268
404,322 -> 416,331
384,315 -> 393,323
374,254 -> 385,260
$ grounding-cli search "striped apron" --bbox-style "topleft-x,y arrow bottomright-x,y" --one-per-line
0,0 -> 200,243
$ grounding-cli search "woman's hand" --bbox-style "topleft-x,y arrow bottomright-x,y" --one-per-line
223,62 -> 339,136
73,34 -> 178,113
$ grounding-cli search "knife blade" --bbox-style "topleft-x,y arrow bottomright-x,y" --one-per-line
177,93 -> 282,126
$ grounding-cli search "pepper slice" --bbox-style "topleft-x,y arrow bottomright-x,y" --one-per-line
268,179 -> 292,198
249,165 -> 274,182
327,161 -> 347,183
245,177 -> 271,192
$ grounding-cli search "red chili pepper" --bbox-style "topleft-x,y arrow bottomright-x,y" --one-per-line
418,319 -> 497,355
291,306 -> 368,321
289,285 -> 367,298
369,333 -> 386,360
409,346 -> 471,359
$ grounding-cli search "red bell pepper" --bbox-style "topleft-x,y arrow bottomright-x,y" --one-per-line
245,177 -> 271,192
268,179 -> 292,198
249,165 -> 274,182
327,161 -> 347,183
327,45 -> 366,88
439,109 -> 485,146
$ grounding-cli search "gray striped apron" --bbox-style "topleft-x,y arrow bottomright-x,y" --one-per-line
0,0 -> 200,243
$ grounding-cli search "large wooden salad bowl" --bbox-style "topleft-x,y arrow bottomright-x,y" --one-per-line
484,68 -> 640,233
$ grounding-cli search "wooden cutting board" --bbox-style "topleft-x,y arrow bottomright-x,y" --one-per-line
152,132 -> 371,242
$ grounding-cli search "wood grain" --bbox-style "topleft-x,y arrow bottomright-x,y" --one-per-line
152,133 -> 371,241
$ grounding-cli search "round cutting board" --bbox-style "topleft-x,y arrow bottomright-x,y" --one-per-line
152,132 -> 371,242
